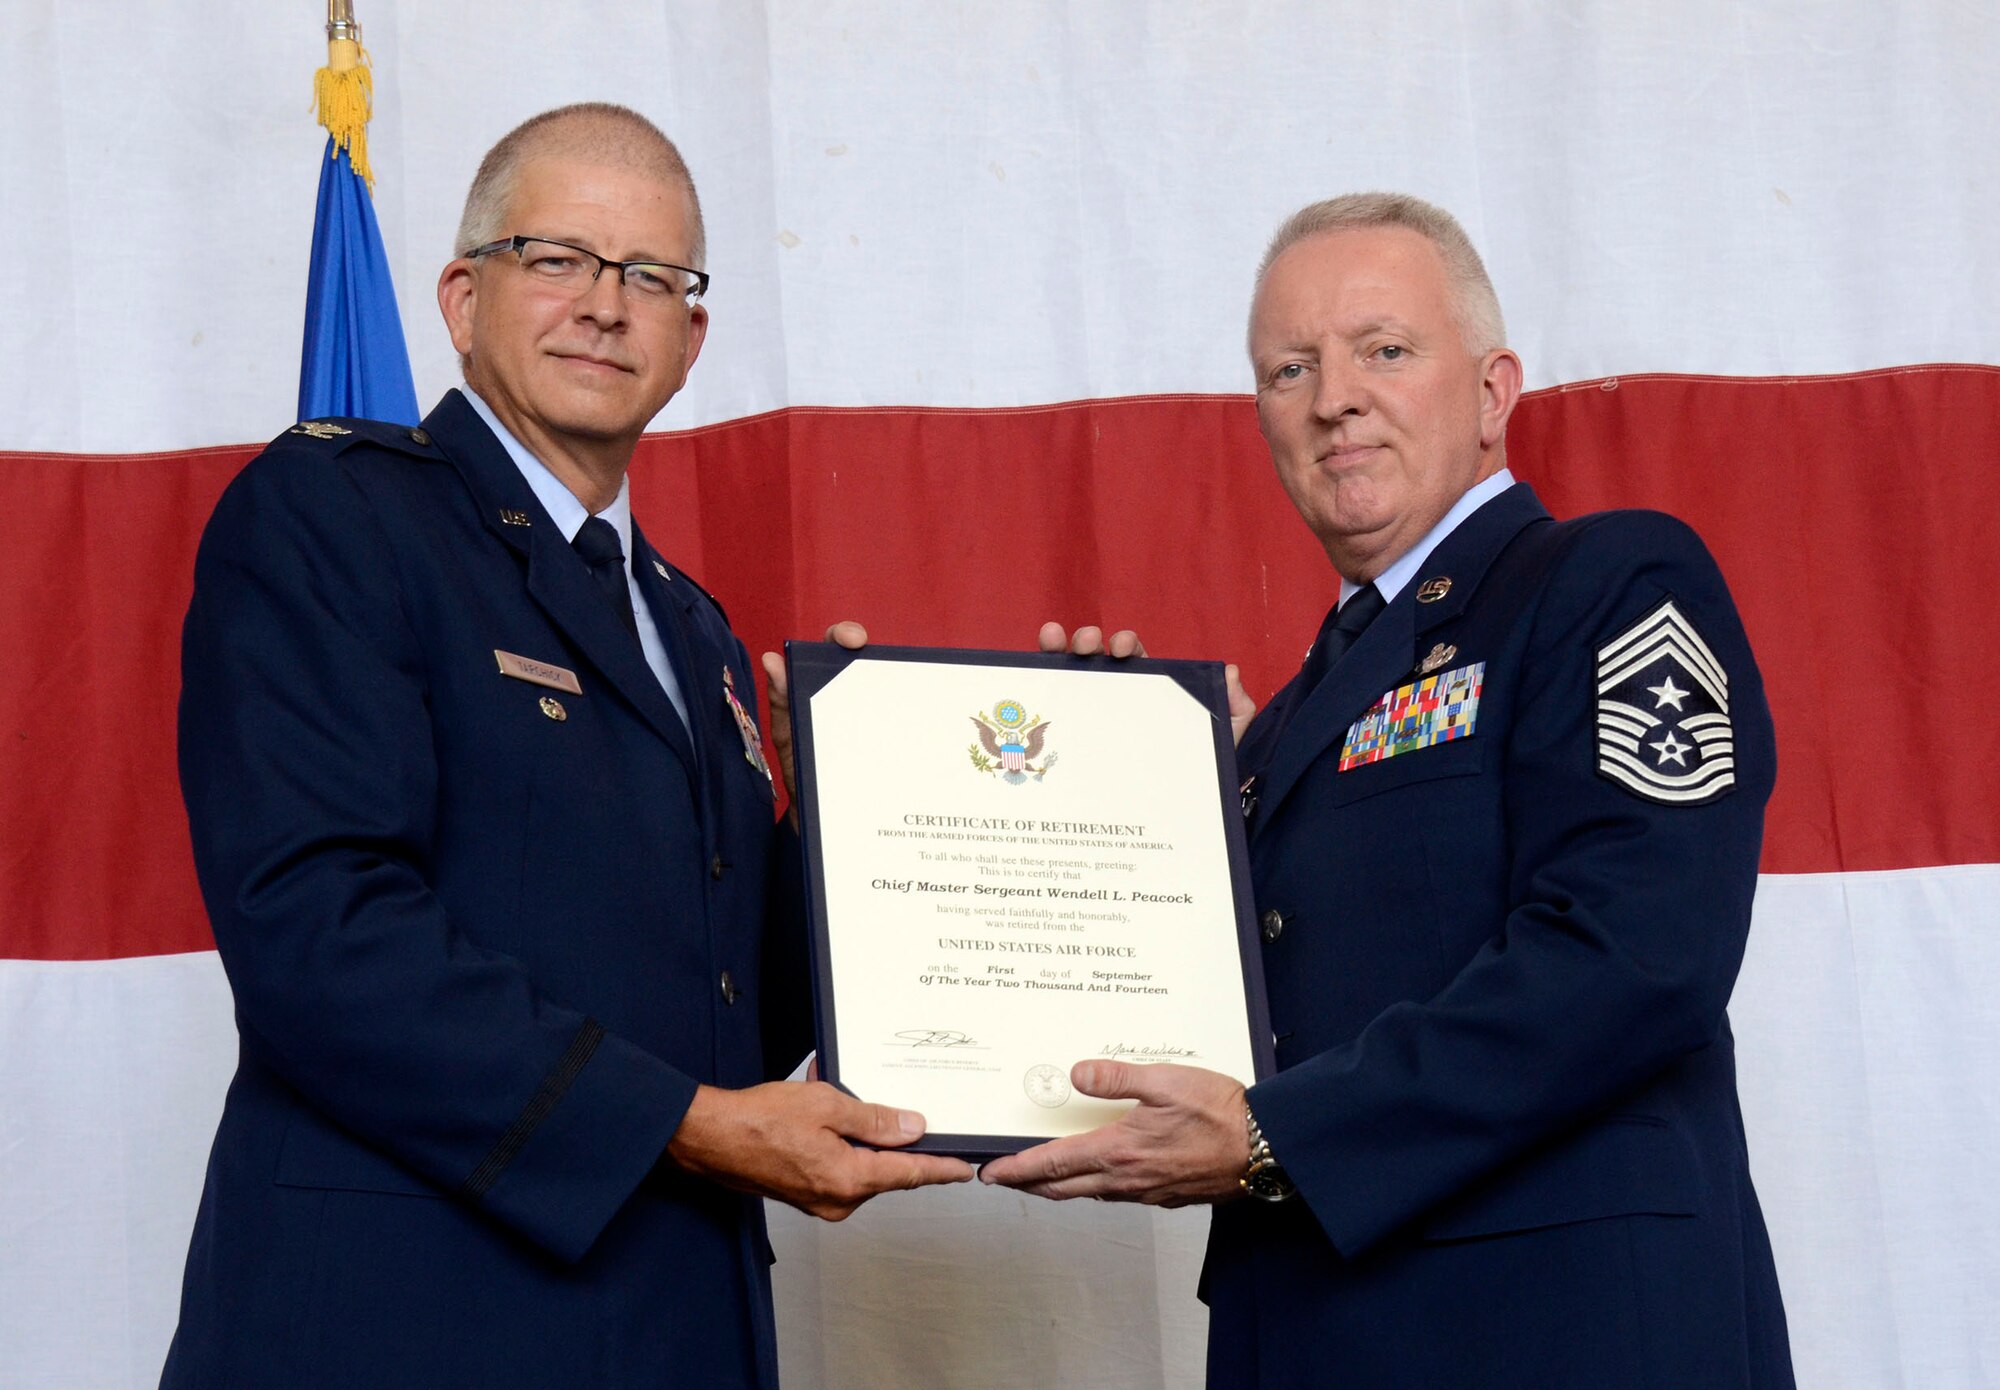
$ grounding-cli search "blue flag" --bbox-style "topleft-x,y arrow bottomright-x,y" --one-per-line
298,137 -> 419,424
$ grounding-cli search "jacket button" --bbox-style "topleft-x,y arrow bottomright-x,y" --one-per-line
408,427 -> 431,446
710,854 -> 726,880
1259,909 -> 1286,943
720,970 -> 740,1004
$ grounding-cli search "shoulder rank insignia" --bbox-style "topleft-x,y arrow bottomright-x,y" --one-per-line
289,421 -> 351,439
722,667 -> 773,786
1595,598 -> 1734,804
1340,662 -> 1484,771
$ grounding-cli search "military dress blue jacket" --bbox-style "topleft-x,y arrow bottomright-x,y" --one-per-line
163,391 -> 810,1390
1205,483 -> 1795,1389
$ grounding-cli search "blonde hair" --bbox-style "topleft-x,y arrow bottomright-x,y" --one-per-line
1256,192 -> 1504,353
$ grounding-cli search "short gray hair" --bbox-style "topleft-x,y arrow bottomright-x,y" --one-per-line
455,102 -> 706,270
1255,192 -> 1504,353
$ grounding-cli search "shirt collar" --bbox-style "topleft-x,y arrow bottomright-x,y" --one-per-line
463,387 -> 635,563
1343,467 -> 1516,606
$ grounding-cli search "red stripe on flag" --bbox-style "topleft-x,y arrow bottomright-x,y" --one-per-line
1,446 -> 256,961
1511,366 -> 2000,877
4,366 -> 1994,959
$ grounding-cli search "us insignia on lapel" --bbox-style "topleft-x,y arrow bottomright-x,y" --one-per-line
1339,662 -> 1485,771
1595,599 -> 1734,804
722,667 -> 773,785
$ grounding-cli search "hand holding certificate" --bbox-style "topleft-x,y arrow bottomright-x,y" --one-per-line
785,639 -> 1274,1159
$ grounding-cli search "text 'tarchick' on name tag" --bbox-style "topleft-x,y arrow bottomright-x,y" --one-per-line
494,650 -> 582,695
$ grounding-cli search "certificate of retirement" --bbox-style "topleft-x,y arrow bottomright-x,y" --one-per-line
786,643 -> 1273,1158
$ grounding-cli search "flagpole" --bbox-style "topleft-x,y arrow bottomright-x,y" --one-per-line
327,0 -> 358,44
298,0 -> 419,424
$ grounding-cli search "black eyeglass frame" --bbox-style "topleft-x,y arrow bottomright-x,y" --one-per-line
464,235 -> 710,304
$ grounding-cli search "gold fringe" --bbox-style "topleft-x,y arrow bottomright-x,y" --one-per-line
312,38 -> 376,191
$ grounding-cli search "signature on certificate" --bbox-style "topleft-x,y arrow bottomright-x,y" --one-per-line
892,1029 -> 984,1049
1099,1042 -> 1202,1060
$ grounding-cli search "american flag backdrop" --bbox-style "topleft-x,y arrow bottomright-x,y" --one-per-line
2,5 -> 1996,1387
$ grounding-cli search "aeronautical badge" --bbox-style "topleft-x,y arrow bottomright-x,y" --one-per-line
1339,663 -> 1485,771
721,667 -> 772,785
1595,598 -> 1734,804
969,698 -> 1056,784
289,421 -> 351,438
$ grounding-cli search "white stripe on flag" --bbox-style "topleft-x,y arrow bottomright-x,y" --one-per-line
0,953 -> 235,1390
8,866 -> 1999,1388
4,7 -> 1997,450
1732,863 -> 2000,1388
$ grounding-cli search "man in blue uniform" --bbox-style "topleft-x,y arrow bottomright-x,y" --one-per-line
985,194 -> 1795,1387
164,103 -> 970,1390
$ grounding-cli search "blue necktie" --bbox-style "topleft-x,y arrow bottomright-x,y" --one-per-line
573,517 -> 638,639
1300,583 -> 1385,694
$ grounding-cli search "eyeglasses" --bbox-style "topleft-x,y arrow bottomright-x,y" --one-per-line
465,236 -> 710,305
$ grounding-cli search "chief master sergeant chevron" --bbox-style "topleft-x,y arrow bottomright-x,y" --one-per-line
163,103 -> 971,1390
983,193 -> 1796,1388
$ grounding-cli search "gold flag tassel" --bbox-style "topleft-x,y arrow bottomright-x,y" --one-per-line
312,3 -> 375,190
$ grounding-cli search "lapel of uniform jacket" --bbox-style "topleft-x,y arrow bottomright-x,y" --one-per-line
426,390 -> 702,779
628,527 -> 715,789
1248,482 -> 1551,836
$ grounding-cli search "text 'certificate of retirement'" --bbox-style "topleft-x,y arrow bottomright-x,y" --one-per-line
786,644 -> 1273,1158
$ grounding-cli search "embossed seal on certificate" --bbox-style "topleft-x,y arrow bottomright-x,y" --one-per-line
1023,1064 -> 1072,1108
970,698 -> 1058,783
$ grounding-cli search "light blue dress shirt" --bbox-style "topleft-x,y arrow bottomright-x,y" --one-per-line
1340,467 -> 1517,609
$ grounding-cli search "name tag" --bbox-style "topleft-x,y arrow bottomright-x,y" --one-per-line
494,650 -> 582,695
1339,662 -> 1484,771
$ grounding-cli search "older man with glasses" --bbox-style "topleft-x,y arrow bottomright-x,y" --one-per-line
162,102 -> 971,1390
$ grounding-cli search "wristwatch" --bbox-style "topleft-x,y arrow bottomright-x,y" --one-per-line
1240,1105 -> 1296,1202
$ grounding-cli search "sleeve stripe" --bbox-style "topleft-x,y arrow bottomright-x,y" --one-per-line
459,1019 -> 606,1202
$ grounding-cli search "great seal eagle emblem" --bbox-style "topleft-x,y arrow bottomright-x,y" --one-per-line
968,698 -> 1056,784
